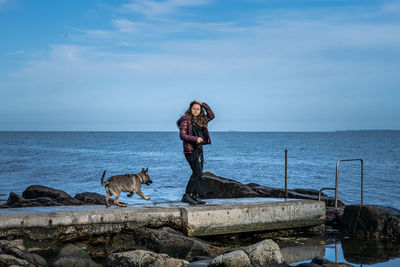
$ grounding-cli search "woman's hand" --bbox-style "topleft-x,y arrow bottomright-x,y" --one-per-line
197,137 -> 204,143
194,100 -> 203,105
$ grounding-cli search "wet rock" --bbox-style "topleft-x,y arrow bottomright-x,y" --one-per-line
193,173 -> 343,207
1,185 -> 89,208
341,205 -> 400,239
52,243 -> 100,267
310,256 -> 354,266
7,194 -> 63,208
325,207 -> 344,228
23,185 -> 84,206
248,184 -> 344,207
209,250 -> 251,267
195,172 -> 259,199
133,227 -> 212,260
23,185 -> 71,200
242,239 -> 287,267
0,240 -> 47,266
74,192 -> 106,205
6,192 -> 25,206
103,249 -> 189,267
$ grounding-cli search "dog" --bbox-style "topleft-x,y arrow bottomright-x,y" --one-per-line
100,168 -> 152,207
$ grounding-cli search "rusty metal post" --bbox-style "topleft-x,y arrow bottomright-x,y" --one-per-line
285,149 -> 288,200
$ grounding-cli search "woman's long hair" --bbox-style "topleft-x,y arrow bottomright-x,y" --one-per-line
177,101 -> 209,128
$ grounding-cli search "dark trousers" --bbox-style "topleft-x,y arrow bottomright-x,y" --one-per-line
184,146 -> 203,194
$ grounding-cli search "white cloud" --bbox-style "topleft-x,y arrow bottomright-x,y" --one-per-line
7,50 -> 24,56
121,0 -> 209,17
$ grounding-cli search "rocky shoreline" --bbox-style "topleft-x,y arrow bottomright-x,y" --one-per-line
1,171 -> 399,266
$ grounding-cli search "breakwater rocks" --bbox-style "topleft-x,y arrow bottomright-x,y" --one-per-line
1,185 -> 106,208
195,172 -> 344,207
341,205 -> 400,240
1,237 -> 367,267
0,237 -> 294,267
0,172 -> 339,209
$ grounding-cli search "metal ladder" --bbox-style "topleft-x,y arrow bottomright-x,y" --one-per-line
318,159 -> 364,208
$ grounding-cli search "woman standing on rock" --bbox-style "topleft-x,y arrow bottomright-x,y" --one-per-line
177,100 -> 215,205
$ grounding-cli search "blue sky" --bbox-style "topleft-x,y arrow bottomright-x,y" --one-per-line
1,0 -> 399,131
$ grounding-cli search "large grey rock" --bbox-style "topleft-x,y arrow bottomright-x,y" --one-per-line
56,244 -> 91,259
195,172 -> 259,199
0,240 -> 47,266
209,250 -> 251,267
341,205 -> 400,239
0,254 -> 30,267
242,239 -> 286,267
52,244 -> 100,267
103,249 -> 189,267
52,257 -> 100,267
133,227 -> 211,260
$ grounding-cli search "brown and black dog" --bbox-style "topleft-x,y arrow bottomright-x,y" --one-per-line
100,168 -> 152,207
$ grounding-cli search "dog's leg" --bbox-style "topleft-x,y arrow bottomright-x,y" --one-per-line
113,192 -> 127,207
105,189 -> 111,207
137,190 -> 150,201
127,191 -> 134,197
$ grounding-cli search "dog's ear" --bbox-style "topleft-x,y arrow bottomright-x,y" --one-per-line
145,168 -> 148,173
141,168 -> 145,173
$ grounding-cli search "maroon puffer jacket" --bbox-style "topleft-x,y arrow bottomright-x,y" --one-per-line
178,102 -> 215,154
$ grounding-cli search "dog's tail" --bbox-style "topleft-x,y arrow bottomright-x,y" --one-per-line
101,170 -> 107,186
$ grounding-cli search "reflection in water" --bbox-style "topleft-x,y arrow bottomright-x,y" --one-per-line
341,238 -> 400,265
277,237 -> 325,264
286,237 -> 400,266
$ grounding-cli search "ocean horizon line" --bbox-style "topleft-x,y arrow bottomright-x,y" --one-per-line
1,129 -> 399,133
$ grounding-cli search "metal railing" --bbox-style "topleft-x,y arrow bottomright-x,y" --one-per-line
319,159 -> 364,208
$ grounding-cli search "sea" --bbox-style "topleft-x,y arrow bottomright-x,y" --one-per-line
1,131 -> 400,266
0,131 -> 399,208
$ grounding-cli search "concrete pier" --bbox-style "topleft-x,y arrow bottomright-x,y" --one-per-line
0,198 -> 325,240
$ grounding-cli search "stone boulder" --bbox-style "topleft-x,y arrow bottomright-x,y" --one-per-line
74,192 -> 106,205
0,240 -> 47,266
242,239 -> 288,267
6,192 -> 63,208
193,172 -> 343,208
22,185 -> 83,205
325,207 -> 344,228
341,205 -> 400,239
132,227 -> 212,260
248,184 -> 344,207
52,243 -> 100,267
209,250 -> 251,267
0,254 -> 31,267
103,249 -> 189,267
304,256 -> 353,266
1,185 -> 89,208
195,172 -> 259,199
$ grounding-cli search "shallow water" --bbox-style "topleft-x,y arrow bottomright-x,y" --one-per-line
0,131 -> 399,209
283,238 -> 400,267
